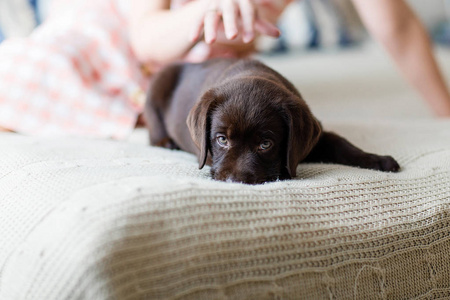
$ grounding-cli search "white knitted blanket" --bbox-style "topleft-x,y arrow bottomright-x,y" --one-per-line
1,118 -> 450,299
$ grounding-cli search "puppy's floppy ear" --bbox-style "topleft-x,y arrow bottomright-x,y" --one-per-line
284,100 -> 322,178
187,89 -> 223,169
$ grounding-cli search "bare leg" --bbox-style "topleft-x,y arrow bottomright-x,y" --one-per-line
304,131 -> 400,172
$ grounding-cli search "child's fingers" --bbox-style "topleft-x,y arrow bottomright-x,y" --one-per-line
190,19 -> 205,42
191,0 -> 280,45
204,9 -> 221,44
254,18 -> 280,38
238,0 -> 256,43
222,0 -> 238,40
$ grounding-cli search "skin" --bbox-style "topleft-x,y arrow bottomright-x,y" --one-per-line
351,0 -> 450,117
129,0 -> 281,65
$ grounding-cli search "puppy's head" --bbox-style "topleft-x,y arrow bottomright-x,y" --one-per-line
187,78 -> 321,184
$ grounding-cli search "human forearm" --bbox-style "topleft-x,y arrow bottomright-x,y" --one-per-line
352,0 -> 450,116
129,0 -> 205,64
129,0 -> 283,65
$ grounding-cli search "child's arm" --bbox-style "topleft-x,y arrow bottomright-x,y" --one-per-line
128,0 -> 282,65
129,0 -> 204,64
352,0 -> 450,117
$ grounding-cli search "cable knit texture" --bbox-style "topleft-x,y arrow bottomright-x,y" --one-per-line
1,118 -> 450,299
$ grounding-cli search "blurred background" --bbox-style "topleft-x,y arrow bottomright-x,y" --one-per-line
258,0 -> 450,53
1,0 -> 450,49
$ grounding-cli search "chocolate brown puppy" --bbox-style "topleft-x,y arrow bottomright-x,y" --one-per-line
145,58 -> 399,184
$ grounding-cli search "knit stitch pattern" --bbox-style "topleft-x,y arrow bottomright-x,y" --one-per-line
1,120 -> 449,299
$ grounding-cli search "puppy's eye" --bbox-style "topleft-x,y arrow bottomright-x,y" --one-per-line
259,140 -> 272,150
216,135 -> 229,147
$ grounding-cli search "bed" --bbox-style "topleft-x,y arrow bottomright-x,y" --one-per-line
1,45 -> 450,299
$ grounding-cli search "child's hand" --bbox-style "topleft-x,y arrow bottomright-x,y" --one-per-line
190,0 -> 280,44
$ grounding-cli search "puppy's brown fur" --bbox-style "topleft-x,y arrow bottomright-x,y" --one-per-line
145,58 -> 399,184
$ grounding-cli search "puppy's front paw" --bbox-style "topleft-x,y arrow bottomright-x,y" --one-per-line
364,154 -> 400,172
